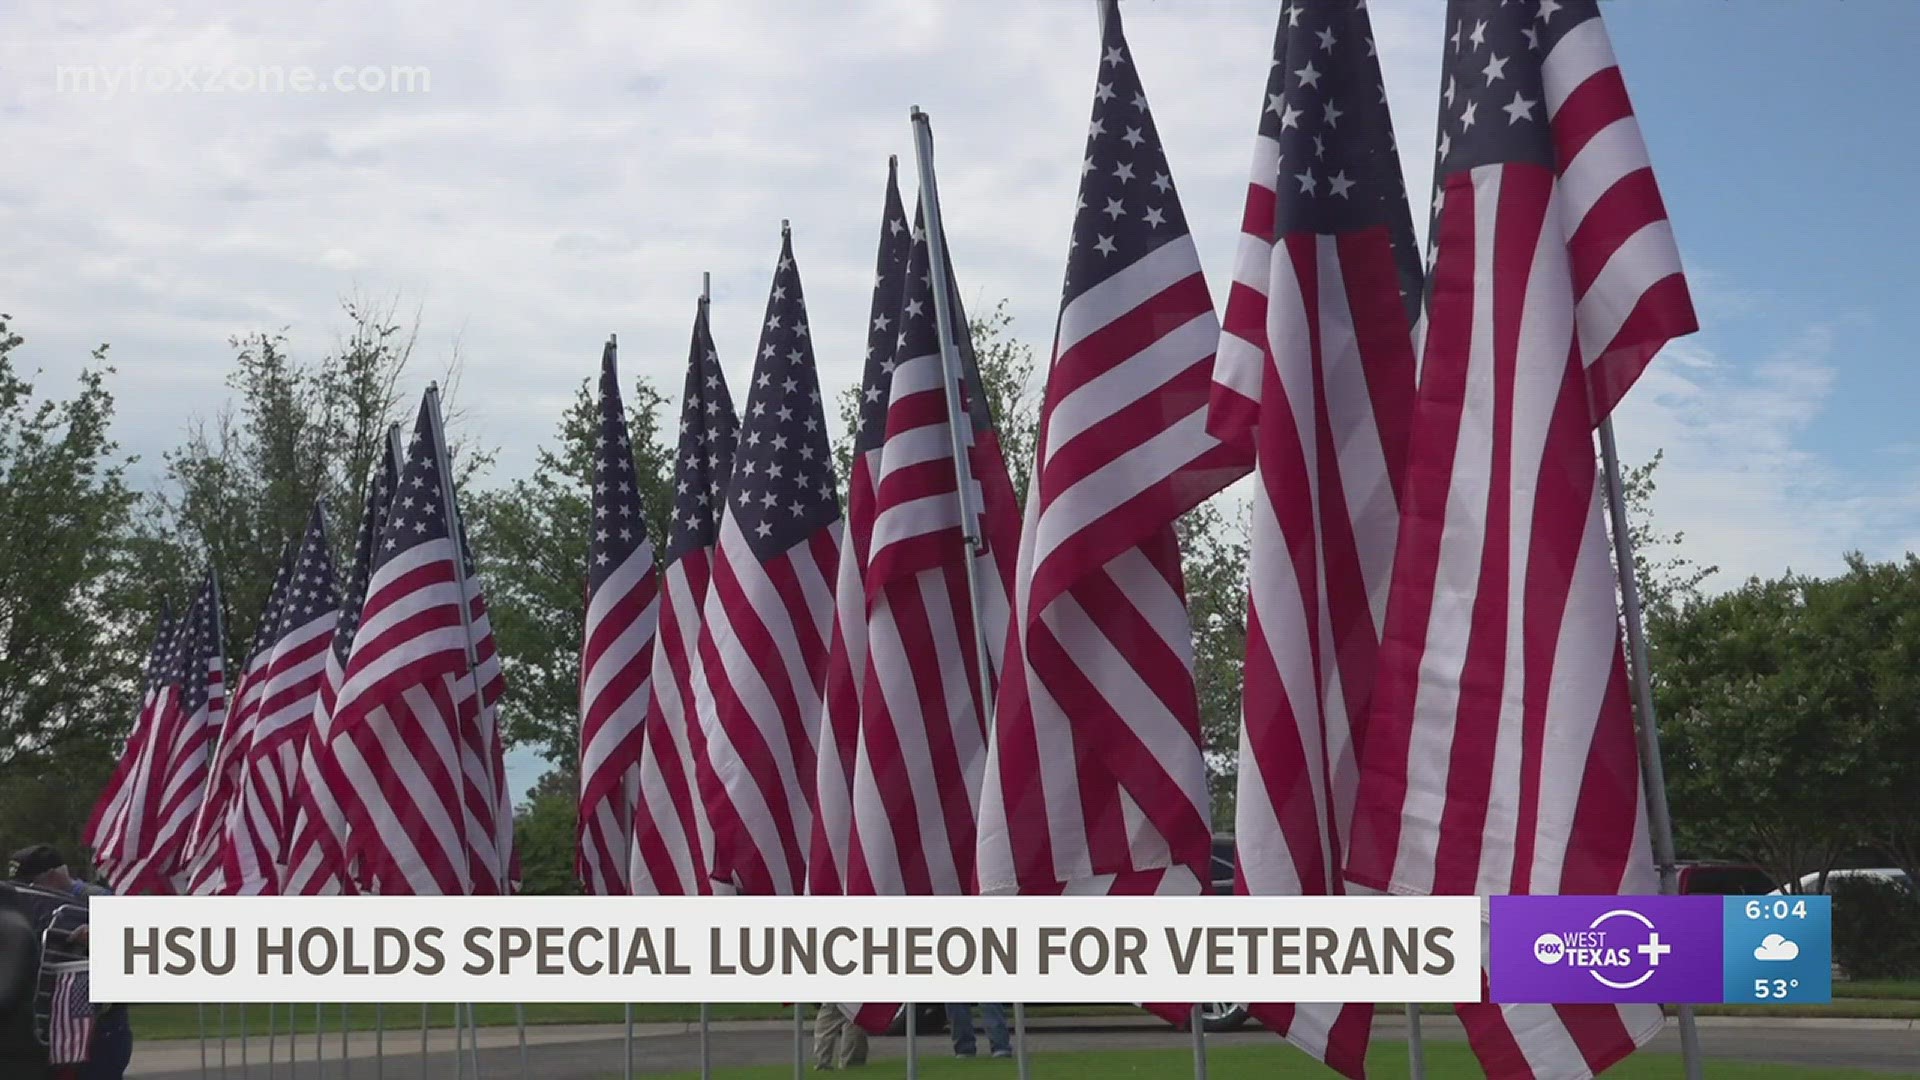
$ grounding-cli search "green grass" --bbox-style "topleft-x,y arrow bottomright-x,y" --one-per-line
632,1043 -> 1896,1080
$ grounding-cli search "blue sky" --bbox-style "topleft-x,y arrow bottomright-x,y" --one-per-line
2,1 -> 1914,798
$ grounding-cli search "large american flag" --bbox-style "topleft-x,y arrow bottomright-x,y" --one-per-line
1344,3 -> 1696,1078
218,504 -> 340,895
85,601 -> 174,880
282,439 -> 399,895
577,340 -> 662,895
973,1 -> 1247,1030
629,300 -> 739,897
48,967 -> 94,1065
811,159 -> 911,899
329,394 -> 514,896
846,197 -> 1024,1036
182,547 -> 294,894
1209,3 -> 1422,1075
107,571 -> 224,895
696,227 -> 843,897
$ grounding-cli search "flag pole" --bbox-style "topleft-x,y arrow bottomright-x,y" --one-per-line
420,1003 -> 431,1079
264,1003 -> 273,1079
376,1001 -> 385,1080
792,1004 -> 805,1080
695,279 -> 713,1080
218,1003 -> 228,1080
197,1003 -> 207,1078
424,386 -> 503,1080
316,1002 -> 324,1074
910,104 -> 997,1080
1596,417 -> 1703,1080
1406,1005 -> 1427,1079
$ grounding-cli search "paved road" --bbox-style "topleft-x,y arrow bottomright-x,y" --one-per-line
129,1014 -> 1920,1078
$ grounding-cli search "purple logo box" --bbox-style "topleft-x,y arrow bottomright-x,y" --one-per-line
1490,896 -> 1723,1004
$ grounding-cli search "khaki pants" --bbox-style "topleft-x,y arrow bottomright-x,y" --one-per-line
811,1004 -> 869,1070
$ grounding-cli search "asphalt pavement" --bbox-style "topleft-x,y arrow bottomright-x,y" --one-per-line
126,1013 -> 1920,1078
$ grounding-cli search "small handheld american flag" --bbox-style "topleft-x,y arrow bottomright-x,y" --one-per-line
48,966 -> 94,1065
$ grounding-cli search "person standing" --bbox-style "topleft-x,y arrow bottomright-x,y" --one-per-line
945,1003 -> 1010,1059
7,846 -> 129,1080
810,1003 -> 868,1071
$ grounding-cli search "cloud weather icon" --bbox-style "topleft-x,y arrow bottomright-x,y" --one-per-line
1754,934 -> 1800,962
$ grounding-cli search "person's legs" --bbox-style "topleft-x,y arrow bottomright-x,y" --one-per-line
80,1010 -> 131,1080
978,1002 -> 1010,1056
835,1012 -> 868,1068
812,1004 -> 846,1070
944,1003 -> 977,1057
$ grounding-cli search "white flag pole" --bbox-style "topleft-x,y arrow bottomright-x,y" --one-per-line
1407,1005 -> 1427,1079
1597,417 -> 1703,1080
910,105 -> 997,1080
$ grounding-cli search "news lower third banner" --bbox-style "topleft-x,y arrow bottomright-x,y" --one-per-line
93,895 -> 1480,1003
90,894 -> 1831,1006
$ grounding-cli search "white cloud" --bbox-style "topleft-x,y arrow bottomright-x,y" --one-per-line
1612,322 -> 1920,588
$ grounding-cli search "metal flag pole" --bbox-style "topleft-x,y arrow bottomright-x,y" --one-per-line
1188,1006 -> 1209,1080
791,1005 -> 804,1080
451,1003 -> 464,1080
514,1003 -> 529,1080
698,1002 -> 712,1080
906,1007 -> 919,1078
264,1003 -> 273,1079
909,105 -> 1014,1080
219,1003 -> 228,1080
697,274 -> 716,1080
316,1003 -> 324,1075
425,386 -> 494,1080
376,1002 -> 385,1080
419,1004 -> 430,1080
468,1002 -> 485,1080
240,1004 -> 249,1076
344,1003 -> 352,1080
198,1003 -> 208,1078
1597,416 -> 1703,1080
1406,1005 -> 1427,1079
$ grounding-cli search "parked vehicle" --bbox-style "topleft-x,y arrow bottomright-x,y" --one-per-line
1772,868 -> 1913,895
886,837 -> 1254,1037
1674,861 -> 1776,895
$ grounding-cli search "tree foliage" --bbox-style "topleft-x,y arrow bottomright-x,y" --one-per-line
0,316 -> 143,786
1653,554 -> 1920,887
467,374 -> 674,768
132,297 -> 469,664
511,766 -> 582,895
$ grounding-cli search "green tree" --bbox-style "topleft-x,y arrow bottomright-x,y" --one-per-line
1177,497 -> 1251,829
0,315 -> 145,855
512,766 -> 582,895
466,375 -> 674,767
133,297 -> 472,664
1652,556 -> 1920,886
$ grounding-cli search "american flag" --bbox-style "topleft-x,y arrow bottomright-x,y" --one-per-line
973,0 -> 1248,1031
86,601 -> 174,880
845,193 -> 1024,1037
1344,3 -> 1696,1078
219,503 -> 339,895
108,571 -> 224,895
577,339 -> 662,895
183,546 -> 294,894
629,300 -> 738,897
48,968 -> 93,1065
329,393 -> 514,896
1208,3 -> 1421,1075
695,227 -> 843,897
811,158 -> 911,899
282,439 -> 400,895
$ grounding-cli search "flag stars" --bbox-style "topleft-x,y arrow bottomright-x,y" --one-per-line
1502,92 -> 1537,124
1328,171 -> 1355,199
1296,60 -> 1322,89
1482,53 -> 1509,84
1103,197 -> 1127,220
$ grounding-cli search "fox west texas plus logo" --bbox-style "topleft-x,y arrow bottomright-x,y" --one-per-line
1488,896 -> 1723,1004
1529,908 -> 1673,990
